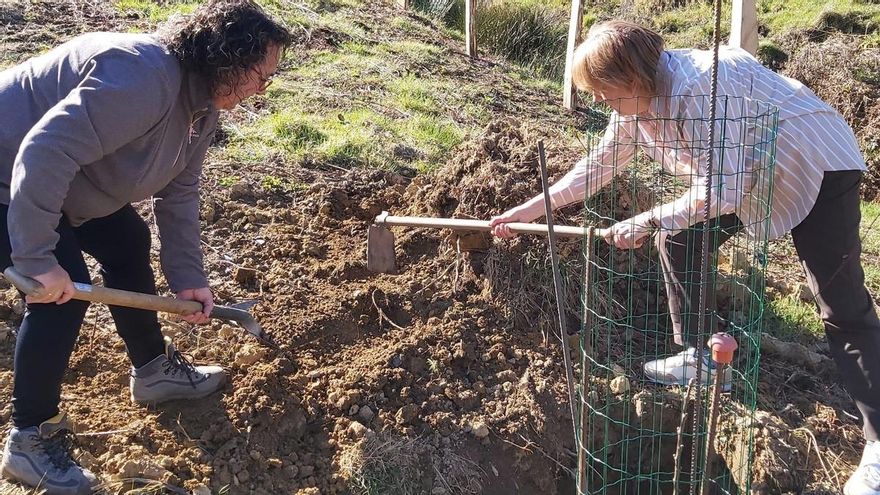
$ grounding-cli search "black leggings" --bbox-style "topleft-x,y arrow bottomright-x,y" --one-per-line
1,204 -> 165,428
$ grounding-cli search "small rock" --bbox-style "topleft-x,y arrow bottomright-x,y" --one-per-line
217,325 -> 237,339
471,421 -> 490,439
202,204 -> 217,224
396,404 -> 419,425
348,422 -> 367,439
229,182 -> 251,200
267,457 -> 283,468
192,485 -> 212,495
348,404 -> 360,416
432,488 -> 448,495
234,344 -> 266,367
358,406 -> 375,423
610,376 -> 631,394
233,266 -> 258,285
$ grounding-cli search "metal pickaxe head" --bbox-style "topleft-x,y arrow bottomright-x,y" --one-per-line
366,212 -> 397,273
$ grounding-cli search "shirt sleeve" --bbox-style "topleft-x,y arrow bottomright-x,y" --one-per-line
515,116 -> 638,221
153,123 -> 216,293
652,69 -> 758,232
9,51 -> 172,277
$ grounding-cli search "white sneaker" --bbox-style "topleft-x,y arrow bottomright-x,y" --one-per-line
845,441 -> 880,495
643,347 -> 732,391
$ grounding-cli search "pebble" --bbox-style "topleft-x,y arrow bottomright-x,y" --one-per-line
192,485 -> 212,495
347,422 -> 367,439
471,421 -> 490,439
610,376 -> 631,394
396,404 -> 419,425
358,406 -> 375,423
234,344 -> 266,367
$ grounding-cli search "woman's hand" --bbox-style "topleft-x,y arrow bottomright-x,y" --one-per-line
177,287 -> 214,324
489,208 -> 531,238
603,213 -> 655,250
28,265 -> 75,304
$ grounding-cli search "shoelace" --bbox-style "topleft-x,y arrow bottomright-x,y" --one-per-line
35,430 -> 79,471
161,349 -> 200,389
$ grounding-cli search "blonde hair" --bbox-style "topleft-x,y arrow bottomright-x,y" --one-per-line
571,21 -> 665,95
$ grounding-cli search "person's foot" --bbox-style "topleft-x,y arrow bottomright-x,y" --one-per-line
643,347 -> 732,391
130,336 -> 226,406
0,413 -> 98,495
845,441 -> 880,495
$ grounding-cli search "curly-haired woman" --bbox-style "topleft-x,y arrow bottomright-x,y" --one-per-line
0,1 -> 291,492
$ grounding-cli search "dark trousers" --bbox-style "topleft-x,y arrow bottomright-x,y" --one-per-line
658,170 -> 880,441
1,204 -> 165,428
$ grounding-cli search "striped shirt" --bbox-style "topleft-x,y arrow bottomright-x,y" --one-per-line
547,47 -> 866,240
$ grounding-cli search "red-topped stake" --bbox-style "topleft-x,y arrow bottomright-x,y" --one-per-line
708,332 -> 738,365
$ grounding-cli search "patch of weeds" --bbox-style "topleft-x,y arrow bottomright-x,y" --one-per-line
427,358 -> 441,375
270,112 -> 328,152
652,2 -> 725,49
296,47 -> 387,88
757,41 -> 789,71
320,10 -> 370,41
860,201 -> 880,300
765,293 -> 824,343
340,435 -> 423,495
224,110 -> 326,164
758,0 -> 880,36
315,109 -> 394,168
218,176 -> 240,187
406,115 -> 465,162
112,0 -> 200,23
262,175 -> 308,193
388,74 -> 439,114
390,16 -> 420,35
381,39 -> 444,67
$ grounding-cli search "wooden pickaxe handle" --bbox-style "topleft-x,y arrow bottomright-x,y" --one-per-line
374,212 -> 610,238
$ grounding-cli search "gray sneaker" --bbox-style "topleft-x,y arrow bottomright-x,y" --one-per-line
130,337 -> 226,406
0,413 -> 98,495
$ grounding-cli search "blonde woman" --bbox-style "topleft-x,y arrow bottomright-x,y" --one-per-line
490,21 -> 879,495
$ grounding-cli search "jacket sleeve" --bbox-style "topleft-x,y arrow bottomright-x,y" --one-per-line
153,123 -> 217,293
9,51 -> 172,277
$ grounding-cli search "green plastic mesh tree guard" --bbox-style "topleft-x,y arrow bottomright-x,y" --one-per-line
575,95 -> 779,495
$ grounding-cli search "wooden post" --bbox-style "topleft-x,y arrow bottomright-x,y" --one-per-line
563,0 -> 586,110
465,0 -> 477,59
398,0 -> 410,9
730,0 -> 758,55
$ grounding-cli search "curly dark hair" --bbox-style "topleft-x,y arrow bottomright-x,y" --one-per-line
159,0 -> 293,95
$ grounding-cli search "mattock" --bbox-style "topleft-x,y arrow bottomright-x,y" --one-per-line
3,267 -> 281,350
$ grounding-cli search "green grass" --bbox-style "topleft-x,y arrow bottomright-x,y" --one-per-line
758,0 -> 880,35
388,75 -> 440,114
112,0 -> 201,22
765,293 -> 825,342
861,201 -> 880,299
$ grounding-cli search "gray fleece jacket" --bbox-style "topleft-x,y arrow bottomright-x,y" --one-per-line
0,32 -> 219,292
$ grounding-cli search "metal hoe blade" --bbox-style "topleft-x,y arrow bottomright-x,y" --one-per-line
366,223 -> 397,273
